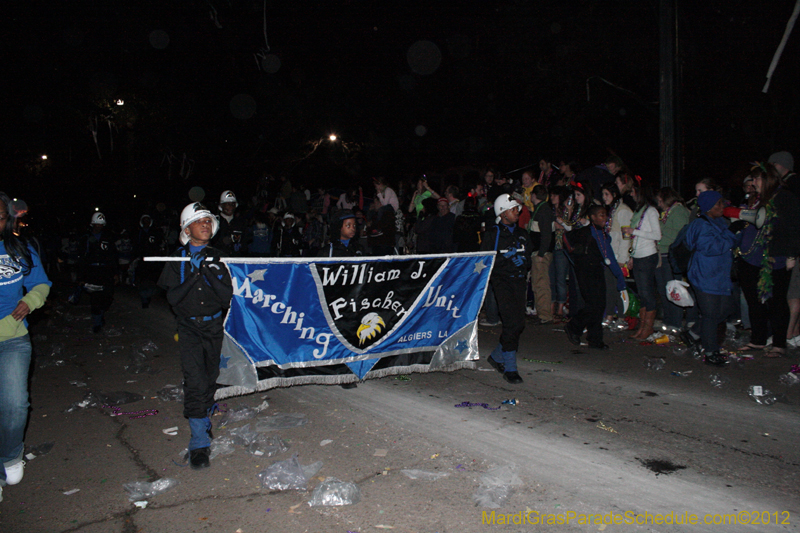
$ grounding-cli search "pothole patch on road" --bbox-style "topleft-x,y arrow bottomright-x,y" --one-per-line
637,458 -> 687,476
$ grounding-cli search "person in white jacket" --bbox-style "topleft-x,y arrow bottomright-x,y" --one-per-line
622,182 -> 662,339
601,182 -> 633,323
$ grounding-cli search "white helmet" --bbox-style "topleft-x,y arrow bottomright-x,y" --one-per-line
493,194 -> 520,222
91,212 -> 107,225
179,202 -> 219,245
219,190 -> 238,209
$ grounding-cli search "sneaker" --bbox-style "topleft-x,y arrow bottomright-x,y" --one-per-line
486,356 -> 505,374
479,318 -> 501,327
4,460 -> 24,485
787,335 -> 800,348
530,317 -> 553,326
503,371 -> 523,384
189,448 -> 210,470
704,351 -> 729,367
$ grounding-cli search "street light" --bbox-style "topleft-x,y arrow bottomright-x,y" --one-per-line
329,134 -> 337,142
116,99 -> 124,106
41,154 -> 48,160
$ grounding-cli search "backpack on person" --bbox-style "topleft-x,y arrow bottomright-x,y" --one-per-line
668,216 -> 704,275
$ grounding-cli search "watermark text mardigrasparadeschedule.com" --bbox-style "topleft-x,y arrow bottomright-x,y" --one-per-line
482,510 -> 792,526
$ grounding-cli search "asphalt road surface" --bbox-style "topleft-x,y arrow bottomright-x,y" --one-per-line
1,284 -> 798,533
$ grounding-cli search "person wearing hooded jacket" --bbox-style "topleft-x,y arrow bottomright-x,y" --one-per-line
481,193 -> 531,384
683,191 -> 744,365
158,203 -> 233,470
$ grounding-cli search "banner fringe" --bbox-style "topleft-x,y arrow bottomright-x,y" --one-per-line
214,361 -> 476,399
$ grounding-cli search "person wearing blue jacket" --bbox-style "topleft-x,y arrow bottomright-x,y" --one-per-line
684,191 -> 744,365
0,193 -> 51,501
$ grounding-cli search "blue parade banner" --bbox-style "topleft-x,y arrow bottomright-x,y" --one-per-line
215,252 -> 495,398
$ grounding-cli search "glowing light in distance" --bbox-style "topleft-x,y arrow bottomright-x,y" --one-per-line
41,155 -> 48,160
116,99 -> 124,106
329,135 -> 337,142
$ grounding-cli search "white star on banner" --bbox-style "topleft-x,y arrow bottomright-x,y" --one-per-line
248,269 -> 267,282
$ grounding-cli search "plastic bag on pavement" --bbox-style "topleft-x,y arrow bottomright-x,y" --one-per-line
307,477 -> 361,507
255,413 -> 307,432
473,464 -> 523,508
65,392 -> 103,412
138,340 -> 159,352
709,374 -> 730,388
123,478 -> 178,501
157,384 -> 184,402
302,460 -> 323,480
257,454 -> 312,491
748,385 -> 777,405
248,435 -> 290,458
400,469 -> 449,481
229,423 -> 258,446
642,357 -> 665,371
219,406 -> 257,427
209,436 -> 236,459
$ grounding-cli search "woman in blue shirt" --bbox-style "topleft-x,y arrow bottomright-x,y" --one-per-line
0,192 -> 51,499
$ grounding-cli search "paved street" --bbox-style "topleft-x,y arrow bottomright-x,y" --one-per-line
1,283 -> 799,533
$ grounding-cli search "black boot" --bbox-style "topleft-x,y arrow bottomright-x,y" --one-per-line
189,447 -> 210,470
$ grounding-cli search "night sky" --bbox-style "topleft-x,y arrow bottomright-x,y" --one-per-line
4,0 -> 799,225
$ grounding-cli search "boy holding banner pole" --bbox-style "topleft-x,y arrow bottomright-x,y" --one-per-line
158,203 -> 233,470
481,193 -> 532,384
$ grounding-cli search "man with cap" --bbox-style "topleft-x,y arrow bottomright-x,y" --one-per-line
480,193 -> 532,384
213,190 -> 248,256
769,151 -> 797,197
158,202 -> 233,470
683,190 -> 744,366
78,212 -> 118,333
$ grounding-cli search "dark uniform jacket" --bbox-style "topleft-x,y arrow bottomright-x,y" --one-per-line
80,230 -> 118,285
480,224 -> 531,279
214,214 -> 249,256
157,244 -> 233,319
320,239 -> 365,258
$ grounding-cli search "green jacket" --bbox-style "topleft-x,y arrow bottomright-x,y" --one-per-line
657,204 -> 690,254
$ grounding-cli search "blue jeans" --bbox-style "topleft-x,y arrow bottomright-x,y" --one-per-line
654,253 -> 683,328
0,335 -> 31,484
692,290 -> 734,352
632,254 -> 659,310
550,249 -> 570,304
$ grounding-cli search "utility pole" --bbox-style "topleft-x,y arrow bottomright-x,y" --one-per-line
659,0 -> 679,192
